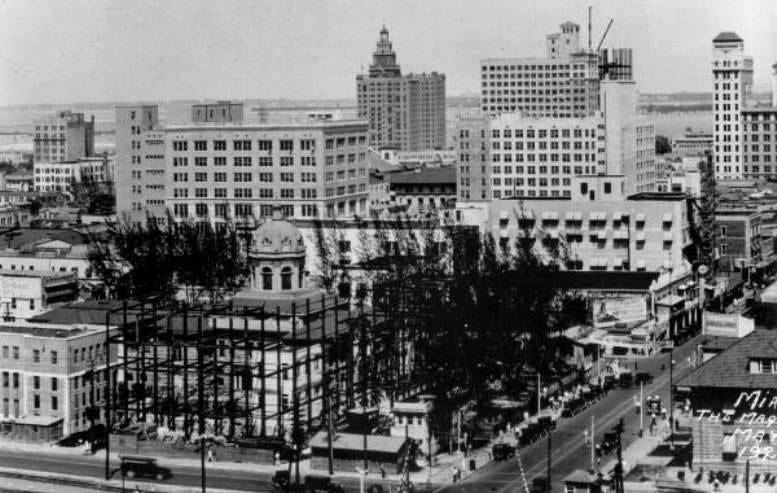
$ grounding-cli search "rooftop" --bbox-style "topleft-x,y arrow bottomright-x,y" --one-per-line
0,228 -> 88,249
309,431 -> 407,454
389,167 -> 456,186
166,119 -> 367,131
676,329 -> 777,389
0,323 -> 95,339
713,32 -> 743,43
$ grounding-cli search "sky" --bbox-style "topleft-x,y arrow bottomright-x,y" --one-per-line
1,0 -> 776,106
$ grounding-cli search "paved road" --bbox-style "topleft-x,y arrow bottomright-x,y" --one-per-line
439,337 -> 699,493
0,449 -> 409,493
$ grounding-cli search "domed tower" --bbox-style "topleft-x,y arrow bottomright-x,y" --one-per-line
248,215 -> 307,292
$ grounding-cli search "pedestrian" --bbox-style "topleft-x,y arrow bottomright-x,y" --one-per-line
274,450 -> 280,465
381,464 -> 386,479
583,430 -> 589,446
207,447 -> 214,462
451,466 -> 458,483
634,394 -> 641,415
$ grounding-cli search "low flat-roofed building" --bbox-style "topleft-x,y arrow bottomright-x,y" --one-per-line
33,156 -> 112,194
309,430 -> 410,473
0,228 -> 98,283
671,130 -> 713,156
0,270 -> 78,320
388,166 -> 457,213
0,321 -> 118,440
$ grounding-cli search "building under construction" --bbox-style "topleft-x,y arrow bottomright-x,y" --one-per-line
103,217 -> 421,443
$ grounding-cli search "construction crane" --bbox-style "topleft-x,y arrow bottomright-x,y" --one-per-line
596,19 -> 614,52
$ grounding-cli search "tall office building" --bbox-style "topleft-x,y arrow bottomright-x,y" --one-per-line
33,111 -> 94,163
115,103 -> 370,224
712,31 -> 753,179
115,105 -> 165,224
356,27 -> 446,151
480,22 -> 601,117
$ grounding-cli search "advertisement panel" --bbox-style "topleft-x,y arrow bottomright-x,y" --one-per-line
0,275 -> 40,300
592,295 -> 648,328
703,311 -> 755,338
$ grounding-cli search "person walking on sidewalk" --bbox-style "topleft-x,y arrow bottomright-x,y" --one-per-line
634,394 -> 641,415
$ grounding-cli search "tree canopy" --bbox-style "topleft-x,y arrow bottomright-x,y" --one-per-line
88,215 -> 249,303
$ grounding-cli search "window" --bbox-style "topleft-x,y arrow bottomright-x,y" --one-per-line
213,140 -> 226,151
280,156 -> 293,167
233,140 -> 251,151
33,395 -> 40,409
195,172 -> 207,182
33,376 -> 40,390
1,346 -> 6,358
172,141 -> 187,151
1,372 -> 7,388
720,226 -> 727,238
338,240 -> 351,253
281,266 -> 293,290
51,377 -> 58,391
214,156 -> 226,166
262,267 -> 273,290
214,188 -> 227,198
280,172 -> 294,182
214,172 -> 227,182
12,373 -> 18,388
51,396 -> 58,411
194,140 -> 207,151
258,140 -> 272,151
12,347 -> 18,360
280,140 -> 293,151
33,349 -> 40,363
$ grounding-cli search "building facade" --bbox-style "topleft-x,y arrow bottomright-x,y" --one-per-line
33,156 -> 112,193
356,27 -> 446,151
33,111 -> 94,164
672,130 -> 713,156
115,105 -> 165,225
741,107 -> 777,180
715,208 -> 762,273
456,175 -> 691,272
712,31 -> 753,179
0,322 -> 116,440
163,120 -> 369,224
480,22 -> 601,117
387,167 -> 457,212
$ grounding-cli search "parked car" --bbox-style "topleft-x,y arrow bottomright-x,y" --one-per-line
120,456 -> 172,480
618,373 -> 634,388
634,372 -> 654,385
492,443 -> 516,461
304,475 -> 345,493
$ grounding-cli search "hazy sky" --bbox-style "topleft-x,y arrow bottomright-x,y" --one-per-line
1,0 -> 776,106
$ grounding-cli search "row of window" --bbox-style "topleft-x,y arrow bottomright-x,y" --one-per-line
171,188 -> 320,199
170,137 -> 365,152
172,172 -> 319,183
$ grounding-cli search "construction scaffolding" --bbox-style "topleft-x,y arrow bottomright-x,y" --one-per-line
103,294 -> 421,443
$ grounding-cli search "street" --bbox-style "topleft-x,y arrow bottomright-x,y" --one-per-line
439,336 -> 699,493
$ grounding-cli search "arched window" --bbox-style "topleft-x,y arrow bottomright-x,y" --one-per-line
262,267 -> 273,291
281,266 -> 293,290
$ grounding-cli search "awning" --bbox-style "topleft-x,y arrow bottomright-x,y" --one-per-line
542,211 -> 559,220
635,212 -> 646,222
635,231 -> 646,241
662,213 -> 673,222
518,210 -> 535,220
613,230 -> 629,240
613,211 -> 622,220
657,295 -> 686,307
636,259 -> 647,269
589,257 -> 607,267
663,232 -> 674,242
613,257 -> 624,266
499,210 -> 509,220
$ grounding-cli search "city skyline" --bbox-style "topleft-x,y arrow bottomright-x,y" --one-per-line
1,0 -> 777,106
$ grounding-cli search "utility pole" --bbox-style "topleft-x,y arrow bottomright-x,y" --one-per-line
547,432 -> 552,493
104,311 -> 111,481
590,415 -> 594,471
669,349 -> 675,449
746,458 -> 750,493
327,391 -> 334,475
537,373 -> 541,415
640,381 -> 644,437
197,349 -> 206,493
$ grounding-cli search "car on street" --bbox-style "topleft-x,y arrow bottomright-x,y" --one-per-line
634,372 -> 654,385
492,443 -> 516,460
120,455 -> 172,480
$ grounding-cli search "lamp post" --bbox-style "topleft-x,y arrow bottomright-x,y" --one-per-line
669,349 -> 675,449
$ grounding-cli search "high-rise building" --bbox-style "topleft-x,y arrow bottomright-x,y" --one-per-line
115,103 -> 370,225
356,27 -> 446,151
712,31 -> 753,179
457,80 -> 655,201
480,22 -> 601,117
115,105 -> 164,225
33,111 -> 94,164
164,119 -> 369,224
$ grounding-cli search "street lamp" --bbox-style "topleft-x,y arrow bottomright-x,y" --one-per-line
669,350 -> 676,449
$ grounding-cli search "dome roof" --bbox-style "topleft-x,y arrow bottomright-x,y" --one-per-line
251,219 -> 305,256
